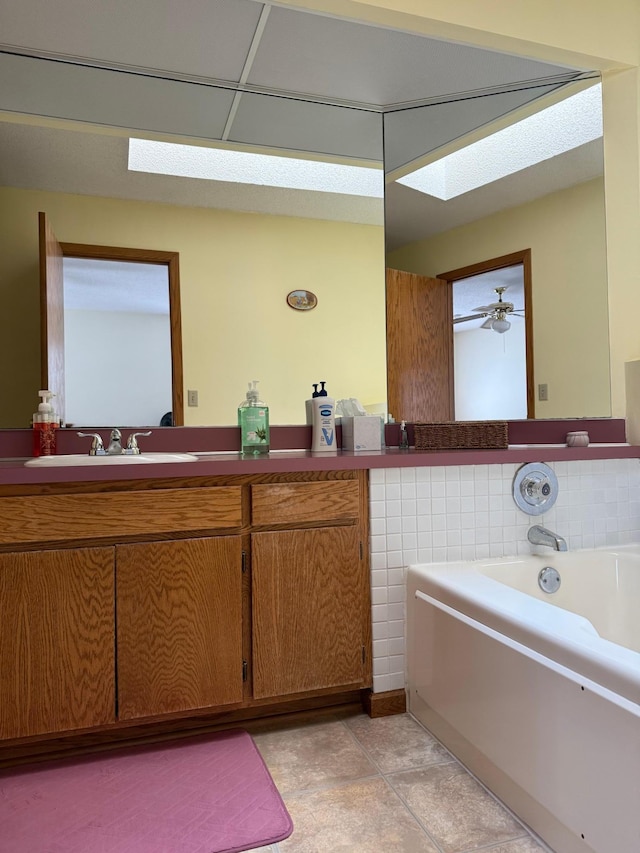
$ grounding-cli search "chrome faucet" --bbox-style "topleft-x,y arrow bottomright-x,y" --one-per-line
125,431 -> 152,454
527,524 -> 567,552
107,428 -> 122,455
78,429 -> 152,455
77,432 -> 105,455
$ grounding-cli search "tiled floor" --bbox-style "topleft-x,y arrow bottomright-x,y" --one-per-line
245,712 -> 552,853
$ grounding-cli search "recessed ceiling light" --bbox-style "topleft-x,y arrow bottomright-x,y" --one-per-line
128,138 -> 383,198
397,83 -> 602,200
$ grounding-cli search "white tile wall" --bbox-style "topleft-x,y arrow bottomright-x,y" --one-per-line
369,457 -> 640,693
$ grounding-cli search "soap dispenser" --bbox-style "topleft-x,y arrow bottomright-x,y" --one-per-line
310,381 -> 336,452
238,380 -> 270,455
32,390 -> 59,457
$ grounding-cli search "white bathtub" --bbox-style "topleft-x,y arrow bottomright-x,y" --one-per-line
407,547 -> 640,853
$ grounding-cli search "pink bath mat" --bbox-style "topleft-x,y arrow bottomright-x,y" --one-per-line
0,729 -> 293,853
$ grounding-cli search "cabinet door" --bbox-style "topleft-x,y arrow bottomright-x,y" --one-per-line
0,548 -> 115,740
116,537 -> 243,720
252,526 -> 365,699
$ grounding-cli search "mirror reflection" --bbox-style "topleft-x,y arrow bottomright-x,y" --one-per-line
0,53 -> 385,428
0,49 -> 611,428
385,77 -> 611,421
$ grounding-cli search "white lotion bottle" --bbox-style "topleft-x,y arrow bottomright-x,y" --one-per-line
310,381 -> 336,452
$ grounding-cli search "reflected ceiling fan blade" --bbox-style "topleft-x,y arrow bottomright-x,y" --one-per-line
473,301 -> 514,312
453,313 -> 487,324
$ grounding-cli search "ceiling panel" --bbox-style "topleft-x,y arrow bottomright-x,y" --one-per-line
0,0 -> 263,82
248,5 -> 577,107
383,80 -> 570,174
228,92 -> 383,161
0,53 -> 236,139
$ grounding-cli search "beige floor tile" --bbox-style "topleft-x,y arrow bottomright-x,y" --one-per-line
253,718 -> 377,794
244,847 -> 279,852
390,763 -> 526,853
481,839 -> 548,852
345,713 -> 452,773
279,777 -> 440,853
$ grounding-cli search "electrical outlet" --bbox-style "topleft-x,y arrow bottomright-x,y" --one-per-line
538,383 -> 548,402
187,389 -> 199,407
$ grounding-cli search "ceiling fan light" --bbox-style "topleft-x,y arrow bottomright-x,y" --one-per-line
492,317 -> 511,333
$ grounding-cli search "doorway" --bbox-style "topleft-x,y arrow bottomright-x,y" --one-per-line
63,256 -> 173,427
39,212 -> 184,426
438,250 -> 534,420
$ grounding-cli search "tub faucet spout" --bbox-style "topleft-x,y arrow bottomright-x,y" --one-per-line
527,524 -> 567,551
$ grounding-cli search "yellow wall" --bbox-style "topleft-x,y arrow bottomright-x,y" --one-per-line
388,178 -> 610,418
296,0 -> 640,419
0,186 -> 386,426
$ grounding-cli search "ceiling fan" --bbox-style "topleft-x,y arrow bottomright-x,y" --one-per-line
453,286 -> 525,334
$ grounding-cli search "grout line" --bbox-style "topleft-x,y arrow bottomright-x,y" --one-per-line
338,714 -> 456,775
456,834 -> 534,853
275,770 -> 382,800
381,770 -> 448,853
259,712 -> 555,852
339,716 -> 452,853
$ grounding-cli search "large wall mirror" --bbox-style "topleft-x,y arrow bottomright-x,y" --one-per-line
385,75 -> 610,422
0,0 -> 611,428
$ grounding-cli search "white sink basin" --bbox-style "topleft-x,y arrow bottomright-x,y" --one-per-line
25,452 -> 199,467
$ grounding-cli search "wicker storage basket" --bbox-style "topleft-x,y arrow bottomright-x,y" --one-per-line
414,421 -> 508,450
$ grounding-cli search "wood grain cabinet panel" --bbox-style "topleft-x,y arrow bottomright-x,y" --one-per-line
0,548 -> 115,740
0,487 -> 242,546
252,526 -> 366,699
116,537 -> 243,720
251,481 -> 360,526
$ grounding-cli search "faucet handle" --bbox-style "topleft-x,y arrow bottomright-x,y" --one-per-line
126,431 -> 152,454
77,432 -> 105,455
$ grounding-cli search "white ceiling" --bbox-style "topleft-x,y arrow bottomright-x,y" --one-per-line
63,258 -> 170,314
452,266 -> 525,332
0,0 -> 598,249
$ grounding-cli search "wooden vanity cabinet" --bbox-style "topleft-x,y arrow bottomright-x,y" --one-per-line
116,536 -> 243,720
252,525 -> 364,698
0,547 -> 115,740
0,470 -> 371,754
250,480 -> 368,699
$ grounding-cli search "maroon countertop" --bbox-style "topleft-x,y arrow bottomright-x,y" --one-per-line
1,444 -> 638,486
0,419 -> 634,486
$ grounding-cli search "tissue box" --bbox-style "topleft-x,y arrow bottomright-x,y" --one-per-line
341,416 -> 382,451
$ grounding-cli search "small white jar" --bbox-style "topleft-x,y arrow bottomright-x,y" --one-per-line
566,430 -> 589,447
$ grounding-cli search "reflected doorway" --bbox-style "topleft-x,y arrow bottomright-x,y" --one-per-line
63,257 -> 173,427
438,250 -> 534,420
39,211 -> 184,427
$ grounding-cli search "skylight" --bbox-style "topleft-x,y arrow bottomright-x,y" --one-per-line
128,138 -> 383,198
397,83 -> 602,200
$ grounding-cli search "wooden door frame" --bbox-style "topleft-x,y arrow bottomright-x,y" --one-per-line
59,242 -> 184,426
437,249 -> 534,419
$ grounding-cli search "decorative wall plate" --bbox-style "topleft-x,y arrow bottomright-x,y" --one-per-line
286,290 -> 317,311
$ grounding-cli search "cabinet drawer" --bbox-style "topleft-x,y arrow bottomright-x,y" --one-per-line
0,487 -> 242,545
251,480 -> 360,525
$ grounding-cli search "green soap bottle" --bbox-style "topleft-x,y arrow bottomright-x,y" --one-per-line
238,380 -> 270,455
